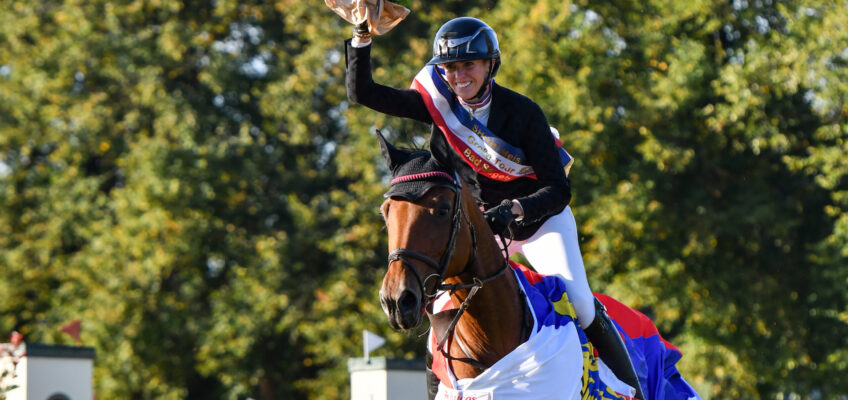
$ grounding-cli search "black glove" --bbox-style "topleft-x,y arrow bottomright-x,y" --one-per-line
483,199 -> 516,236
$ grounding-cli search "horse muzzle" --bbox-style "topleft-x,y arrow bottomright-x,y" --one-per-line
379,287 -> 424,330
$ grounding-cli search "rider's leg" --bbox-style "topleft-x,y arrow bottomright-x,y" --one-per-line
505,206 -> 644,399
505,206 -> 595,327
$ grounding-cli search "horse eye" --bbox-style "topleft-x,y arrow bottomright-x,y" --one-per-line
436,204 -> 451,217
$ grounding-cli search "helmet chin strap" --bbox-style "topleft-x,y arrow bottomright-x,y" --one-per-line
462,80 -> 493,106
469,59 -> 497,101
469,81 -> 492,103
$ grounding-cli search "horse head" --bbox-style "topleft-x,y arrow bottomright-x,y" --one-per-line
377,133 -> 479,331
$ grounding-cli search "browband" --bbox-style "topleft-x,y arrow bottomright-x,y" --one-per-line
390,171 -> 455,185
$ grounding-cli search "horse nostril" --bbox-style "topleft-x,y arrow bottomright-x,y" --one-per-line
380,296 -> 393,313
398,290 -> 420,314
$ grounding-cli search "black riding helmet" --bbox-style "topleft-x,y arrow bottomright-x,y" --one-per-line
427,17 -> 501,100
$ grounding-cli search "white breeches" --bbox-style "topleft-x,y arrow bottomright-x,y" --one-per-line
501,206 -> 596,328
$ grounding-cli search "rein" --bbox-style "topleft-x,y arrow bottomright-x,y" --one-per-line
386,171 -> 510,371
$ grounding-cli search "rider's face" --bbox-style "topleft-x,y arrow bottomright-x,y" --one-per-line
440,59 -> 491,102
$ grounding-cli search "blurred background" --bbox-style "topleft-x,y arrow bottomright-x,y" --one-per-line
1,0 -> 846,398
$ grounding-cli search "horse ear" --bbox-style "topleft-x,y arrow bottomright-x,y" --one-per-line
377,129 -> 409,171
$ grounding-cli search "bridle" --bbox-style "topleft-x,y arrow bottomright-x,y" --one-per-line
386,170 -> 509,301
385,170 -> 509,370
387,171 -> 468,295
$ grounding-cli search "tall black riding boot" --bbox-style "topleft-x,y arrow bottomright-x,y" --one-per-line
583,298 -> 645,399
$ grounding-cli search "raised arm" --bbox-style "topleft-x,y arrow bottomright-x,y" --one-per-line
344,39 -> 432,124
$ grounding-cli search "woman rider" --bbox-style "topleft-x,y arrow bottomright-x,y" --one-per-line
345,17 -> 643,398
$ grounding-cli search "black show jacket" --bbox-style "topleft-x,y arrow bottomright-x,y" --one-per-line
345,40 -> 571,241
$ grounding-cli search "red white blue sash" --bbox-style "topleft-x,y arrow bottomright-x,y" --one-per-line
411,65 -> 573,182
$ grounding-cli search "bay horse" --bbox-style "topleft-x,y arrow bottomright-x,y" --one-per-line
376,133 -> 700,400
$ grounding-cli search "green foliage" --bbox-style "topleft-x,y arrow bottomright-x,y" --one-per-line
0,0 -> 393,398
0,0 -> 845,399
488,0 -> 848,397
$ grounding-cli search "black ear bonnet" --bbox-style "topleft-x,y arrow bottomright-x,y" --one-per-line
378,132 -> 457,200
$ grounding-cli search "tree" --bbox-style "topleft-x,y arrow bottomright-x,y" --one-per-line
487,0 -> 848,397
0,1 -> 397,398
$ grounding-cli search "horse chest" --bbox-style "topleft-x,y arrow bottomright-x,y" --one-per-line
429,288 -> 532,381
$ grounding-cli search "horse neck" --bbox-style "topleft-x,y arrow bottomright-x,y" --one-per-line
441,190 -> 526,374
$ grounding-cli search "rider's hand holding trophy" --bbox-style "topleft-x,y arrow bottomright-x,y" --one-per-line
325,0 -> 410,45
